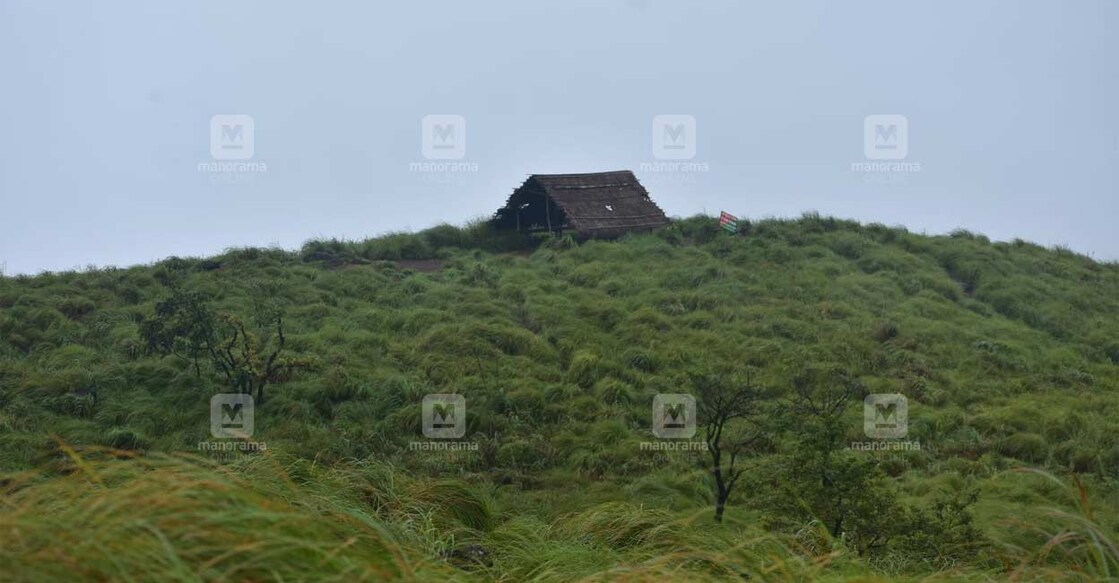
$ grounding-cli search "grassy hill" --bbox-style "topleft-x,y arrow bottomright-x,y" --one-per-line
1,214 -> 1117,581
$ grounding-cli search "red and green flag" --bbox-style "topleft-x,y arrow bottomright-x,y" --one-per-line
719,211 -> 738,234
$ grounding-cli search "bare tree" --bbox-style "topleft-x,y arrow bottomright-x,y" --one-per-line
694,370 -> 767,523
206,308 -> 313,403
140,279 -> 314,403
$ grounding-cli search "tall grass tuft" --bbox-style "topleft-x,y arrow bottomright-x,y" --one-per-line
1002,469 -> 1119,581
0,448 -> 458,582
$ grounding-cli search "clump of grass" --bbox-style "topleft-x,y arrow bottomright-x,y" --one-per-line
1001,469 -> 1119,581
872,320 -> 900,342
0,449 -> 455,582
997,433 -> 1050,464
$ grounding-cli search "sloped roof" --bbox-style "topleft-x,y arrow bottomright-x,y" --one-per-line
494,170 -> 669,238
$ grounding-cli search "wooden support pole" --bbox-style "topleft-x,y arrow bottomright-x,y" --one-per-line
544,193 -> 553,235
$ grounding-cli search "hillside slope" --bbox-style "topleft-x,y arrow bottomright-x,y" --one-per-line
1,214 -> 1117,581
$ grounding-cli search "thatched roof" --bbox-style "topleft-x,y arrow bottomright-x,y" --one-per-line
492,171 -> 669,239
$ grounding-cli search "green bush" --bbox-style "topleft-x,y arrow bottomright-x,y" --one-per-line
105,427 -> 149,450
567,351 -> 602,388
56,296 -> 96,320
997,432 -> 1050,463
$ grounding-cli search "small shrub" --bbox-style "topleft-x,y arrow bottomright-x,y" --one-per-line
567,351 -> 602,389
419,223 -> 468,249
105,427 -> 149,450
1103,341 -> 1119,364
672,215 -> 723,244
594,378 -> 635,406
828,233 -> 868,260
623,348 -> 658,372
997,432 -> 1049,463
543,234 -> 578,251
464,262 -> 498,287
360,233 -> 434,261
496,440 -> 546,470
57,297 -> 96,320
872,320 -> 899,342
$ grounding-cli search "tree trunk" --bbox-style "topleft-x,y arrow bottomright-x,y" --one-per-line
713,465 -> 728,523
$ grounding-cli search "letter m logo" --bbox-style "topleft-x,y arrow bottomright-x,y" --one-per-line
210,393 -> 254,438
421,115 -> 466,160
432,403 -> 456,428
864,394 -> 907,438
652,393 -> 696,438
221,403 -> 244,428
874,402 -> 898,428
874,123 -> 897,149
863,114 -> 907,160
663,403 -> 687,428
423,394 -> 466,438
663,123 -> 687,149
431,124 -> 456,147
221,124 -> 244,146
652,115 -> 696,160
210,114 -> 254,160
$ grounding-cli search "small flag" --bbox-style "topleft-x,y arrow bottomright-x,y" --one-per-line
719,211 -> 738,234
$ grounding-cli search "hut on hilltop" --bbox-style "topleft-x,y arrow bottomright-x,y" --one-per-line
492,170 -> 669,239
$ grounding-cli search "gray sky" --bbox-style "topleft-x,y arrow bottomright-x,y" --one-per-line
1,1 -> 1116,275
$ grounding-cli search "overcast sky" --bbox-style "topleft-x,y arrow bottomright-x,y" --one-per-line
1,1 -> 1116,275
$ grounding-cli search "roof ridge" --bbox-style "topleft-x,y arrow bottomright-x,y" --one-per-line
529,170 -> 634,179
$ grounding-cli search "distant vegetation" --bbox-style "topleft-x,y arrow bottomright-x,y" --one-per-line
1,214 -> 1117,581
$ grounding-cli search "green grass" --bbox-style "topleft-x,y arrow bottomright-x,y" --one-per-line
0,213 -> 1117,581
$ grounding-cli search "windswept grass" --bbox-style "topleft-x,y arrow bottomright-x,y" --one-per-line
0,448 -> 456,582
998,470 -> 1119,581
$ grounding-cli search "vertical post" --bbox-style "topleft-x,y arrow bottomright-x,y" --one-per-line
544,194 -> 553,235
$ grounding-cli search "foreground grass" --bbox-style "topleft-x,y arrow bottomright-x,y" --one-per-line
2,450 -> 1112,582
0,448 -> 449,581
